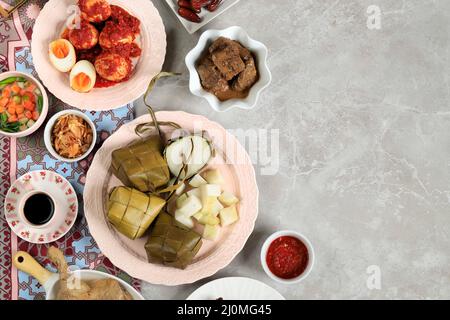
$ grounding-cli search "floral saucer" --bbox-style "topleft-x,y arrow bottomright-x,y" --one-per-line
4,170 -> 78,244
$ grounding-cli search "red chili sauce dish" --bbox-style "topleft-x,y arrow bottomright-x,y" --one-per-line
266,236 -> 309,280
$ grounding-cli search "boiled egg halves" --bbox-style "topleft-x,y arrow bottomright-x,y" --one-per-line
49,39 -> 76,72
70,60 -> 97,93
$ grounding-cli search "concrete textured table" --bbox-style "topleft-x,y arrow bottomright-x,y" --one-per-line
135,0 -> 450,299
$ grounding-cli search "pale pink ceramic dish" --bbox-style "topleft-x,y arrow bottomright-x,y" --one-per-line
84,111 -> 259,285
31,0 -> 166,111
4,170 -> 78,244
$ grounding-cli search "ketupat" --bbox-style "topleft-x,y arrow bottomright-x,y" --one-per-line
145,212 -> 203,269
175,195 -> 202,217
189,173 -> 207,187
164,134 -> 213,179
200,184 -> 221,207
198,214 -> 220,226
107,186 -> 166,239
175,210 -> 194,229
175,193 -> 188,208
201,197 -> 224,216
218,191 -> 239,206
193,211 -> 204,220
111,136 -> 170,193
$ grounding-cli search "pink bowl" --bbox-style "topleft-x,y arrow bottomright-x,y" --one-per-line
31,0 -> 166,111
84,111 -> 259,285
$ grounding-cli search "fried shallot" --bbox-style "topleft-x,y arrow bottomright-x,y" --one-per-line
51,114 -> 93,159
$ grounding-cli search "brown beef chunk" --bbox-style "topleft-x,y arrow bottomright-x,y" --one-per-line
238,46 -> 253,62
209,37 -> 237,53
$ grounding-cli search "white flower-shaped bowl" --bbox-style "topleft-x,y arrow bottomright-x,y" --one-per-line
185,26 -> 272,112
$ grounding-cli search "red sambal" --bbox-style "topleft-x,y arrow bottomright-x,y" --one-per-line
266,236 -> 309,279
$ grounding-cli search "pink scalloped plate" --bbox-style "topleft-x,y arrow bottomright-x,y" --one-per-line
5,170 -> 78,244
31,0 -> 166,111
84,111 -> 259,285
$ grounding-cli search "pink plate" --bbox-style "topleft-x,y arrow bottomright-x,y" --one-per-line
84,111 -> 259,285
31,0 -> 166,111
5,170 -> 78,244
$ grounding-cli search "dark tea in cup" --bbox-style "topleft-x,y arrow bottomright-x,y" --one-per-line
23,192 -> 55,225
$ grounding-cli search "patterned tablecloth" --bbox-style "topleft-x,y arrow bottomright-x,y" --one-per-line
0,0 -> 140,300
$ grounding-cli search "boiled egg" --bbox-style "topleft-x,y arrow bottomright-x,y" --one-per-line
49,39 -> 76,73
69,60 -> 97,93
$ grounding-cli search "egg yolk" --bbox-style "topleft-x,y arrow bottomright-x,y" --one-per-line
51,40 -> 70,59
72,73 -> 92,91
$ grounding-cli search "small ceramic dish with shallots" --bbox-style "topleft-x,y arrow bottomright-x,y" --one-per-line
44,110 -> 97,163
185,26 -> 271,112
4,170 -> 78,244
261,230 -> 315,285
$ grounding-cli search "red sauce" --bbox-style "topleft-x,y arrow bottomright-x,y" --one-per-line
61,27 -> 70,40
94,73 -> 131,88
266,236 -> 309,279
77,45 -> 102,64
128,42 -> 142,58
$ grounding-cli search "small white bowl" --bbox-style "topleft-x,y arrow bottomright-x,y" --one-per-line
0,71 -> 49,138
44,110 -> 97,163
260,230 -> 315,285
185,26 -> 272,112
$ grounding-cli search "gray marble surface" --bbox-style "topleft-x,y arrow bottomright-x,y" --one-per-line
135,0 -> 450,299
